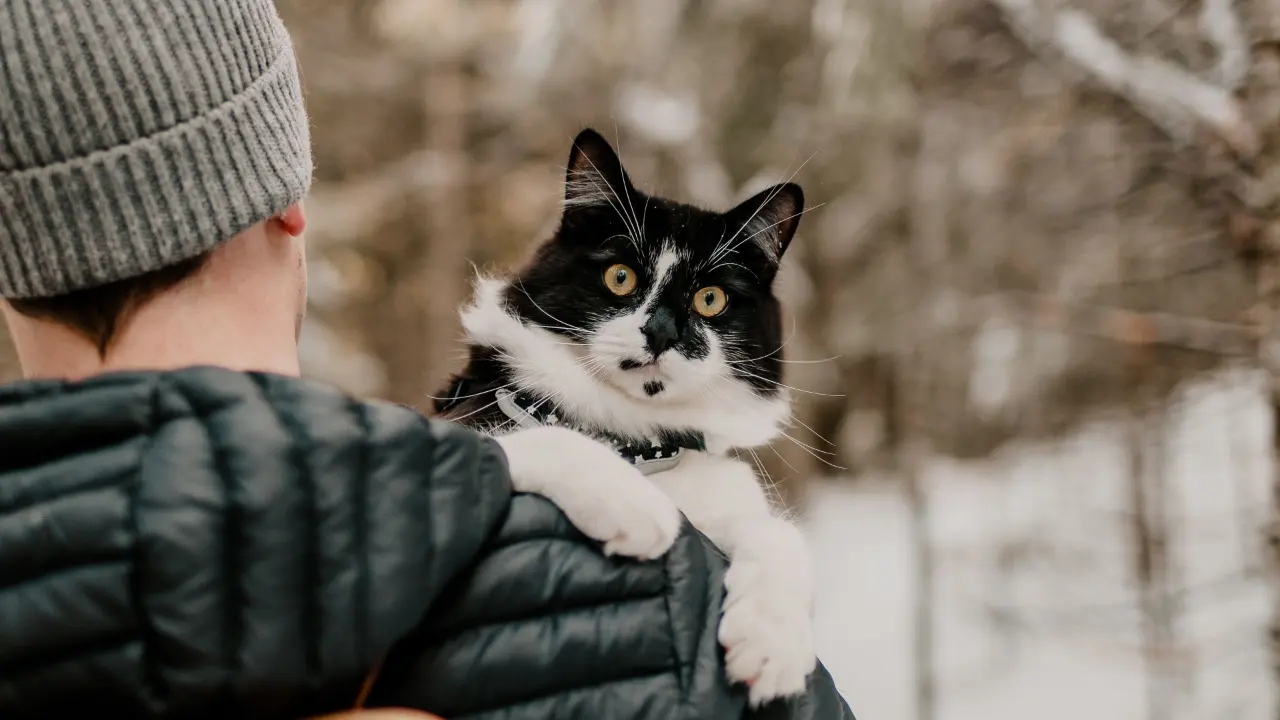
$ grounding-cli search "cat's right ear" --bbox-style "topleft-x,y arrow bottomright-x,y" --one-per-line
564,128 -> 633,212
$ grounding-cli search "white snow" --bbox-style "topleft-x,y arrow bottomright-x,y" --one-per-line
802,368 -> 1276,719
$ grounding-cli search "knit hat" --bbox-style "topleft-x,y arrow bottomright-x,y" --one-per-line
0,0 -> 313,299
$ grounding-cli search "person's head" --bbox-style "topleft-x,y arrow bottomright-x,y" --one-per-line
0,0 -> 313,381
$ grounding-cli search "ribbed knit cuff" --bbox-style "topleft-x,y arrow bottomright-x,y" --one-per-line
0,47 -> 312,299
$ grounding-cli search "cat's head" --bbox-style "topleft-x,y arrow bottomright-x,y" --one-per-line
461,129 -> 803,449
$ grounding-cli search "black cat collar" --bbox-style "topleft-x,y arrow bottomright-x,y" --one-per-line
494,388 -> 704,476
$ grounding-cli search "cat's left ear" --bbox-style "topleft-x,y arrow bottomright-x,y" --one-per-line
564,128 -> 634,212
727,183 -> 805,266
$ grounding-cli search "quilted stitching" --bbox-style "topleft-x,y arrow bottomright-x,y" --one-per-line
0,366 -> 851,720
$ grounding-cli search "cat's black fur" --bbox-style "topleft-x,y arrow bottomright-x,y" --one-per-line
434,128 -> 803,442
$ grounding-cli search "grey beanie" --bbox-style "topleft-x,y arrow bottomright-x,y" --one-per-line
0,0 -> 313,299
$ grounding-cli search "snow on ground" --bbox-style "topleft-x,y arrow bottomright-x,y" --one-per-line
802,368 -> 1275,720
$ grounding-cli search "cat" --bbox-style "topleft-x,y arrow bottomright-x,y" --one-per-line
434,128 -> 815,706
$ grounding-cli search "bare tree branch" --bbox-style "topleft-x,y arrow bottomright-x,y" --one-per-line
944,292 -> 1260,356
989,0 -> 1259,156
1200,0 -> 1249,90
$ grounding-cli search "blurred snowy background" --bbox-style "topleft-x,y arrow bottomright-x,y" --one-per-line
5,0 -> 1280,717
807,368 -> 1273,719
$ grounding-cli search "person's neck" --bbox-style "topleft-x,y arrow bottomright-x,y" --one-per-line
5,291 -> 300,382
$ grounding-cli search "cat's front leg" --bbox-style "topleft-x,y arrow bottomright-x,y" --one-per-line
652,454 -> 816,706
718,514 -> 815,706
495,426 -> 682,559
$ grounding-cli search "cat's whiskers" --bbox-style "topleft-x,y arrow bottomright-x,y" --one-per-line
610,125 -> 647,255
689,368 -> 844,484
704,372 -> 846,470
445,360 -> 560,426
709,346 -> 842,450
744,446 -> 789,513
446,394 -> 509,423
723,320 -> 798,365
765,443 -> 802,478
574,354 -> 610,379
568,163 -> 635,235
513,280 -> 597,337
490,385 -> 562,434
771,356 -> 841,365
718,313 -> 798,366
726,354 -> 841,366
570,152 -> 643,252
425,378 -> 520,403
716,203 -> 825,262
707,150 -> 818,267
774,430 -> 846,471
786,412 -> 839,449
707,261 -> 758,279
722,364 -> 846,399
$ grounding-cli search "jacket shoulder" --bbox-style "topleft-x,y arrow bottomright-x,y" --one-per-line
370,492 -> 747,720
0,368 -> 512,719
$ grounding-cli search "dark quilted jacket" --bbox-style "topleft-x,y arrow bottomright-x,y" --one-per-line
0,367 -> 853,720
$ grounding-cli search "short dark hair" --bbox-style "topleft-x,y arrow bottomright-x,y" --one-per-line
7,253 -> 211,357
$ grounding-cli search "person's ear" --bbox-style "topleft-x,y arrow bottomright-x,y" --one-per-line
275,202 -> 307,237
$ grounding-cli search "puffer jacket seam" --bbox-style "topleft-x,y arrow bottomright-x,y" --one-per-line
458,668 -> 674,719
486,533 -> 645,555
133,378 -> 166,709
660,541 -> 697,718
0,627 -> 135,680
249,376 -> 321,687
204,390 -> 244,703
688,541 -> 710,709
0,556 -> 127,598
427,590 -> 668,641
349,397 -> 372,664
0,458 -> 139,517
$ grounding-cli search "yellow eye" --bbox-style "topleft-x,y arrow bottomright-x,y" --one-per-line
692,286 -> 728,317
604,264 -> 638,296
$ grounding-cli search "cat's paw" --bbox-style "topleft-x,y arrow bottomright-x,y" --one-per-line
718,530 -> 816,706
497,426 -> 682,560
595,467 -> 683,560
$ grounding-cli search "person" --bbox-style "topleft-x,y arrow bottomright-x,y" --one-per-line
0,2 -> 854,719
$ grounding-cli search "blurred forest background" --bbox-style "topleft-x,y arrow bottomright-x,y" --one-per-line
5,0 -> 1280,717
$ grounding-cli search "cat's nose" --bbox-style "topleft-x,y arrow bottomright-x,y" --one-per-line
641,309 -> 680,356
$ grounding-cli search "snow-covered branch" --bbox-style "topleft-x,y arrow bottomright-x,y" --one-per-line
989,0 -> 1258,156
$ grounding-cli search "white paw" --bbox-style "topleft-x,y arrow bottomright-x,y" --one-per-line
498,426 -> 683,560
594,471 -> 684,560
718,548 -> 816,705
565,445 -> 682,560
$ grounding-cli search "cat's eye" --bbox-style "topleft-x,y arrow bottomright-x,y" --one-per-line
692,286 -> 728,317
604,264 -> 638,296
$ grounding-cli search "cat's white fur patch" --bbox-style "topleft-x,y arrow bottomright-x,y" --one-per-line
650,246 -> 681,286
588,245 -> 718,402
495,426 -> 682,558
461,274 -> 789,453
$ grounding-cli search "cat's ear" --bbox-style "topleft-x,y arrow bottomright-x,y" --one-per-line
564,128 -> 633,212
727,183 -> 805,264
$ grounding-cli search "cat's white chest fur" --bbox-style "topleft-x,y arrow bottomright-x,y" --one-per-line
495,425 -> 816,706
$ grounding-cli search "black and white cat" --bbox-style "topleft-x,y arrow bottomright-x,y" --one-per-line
435,129 -> 814,705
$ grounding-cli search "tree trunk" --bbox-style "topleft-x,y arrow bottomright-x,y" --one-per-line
1232,6 -> 1280,709
1126,371 -> 1186,720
